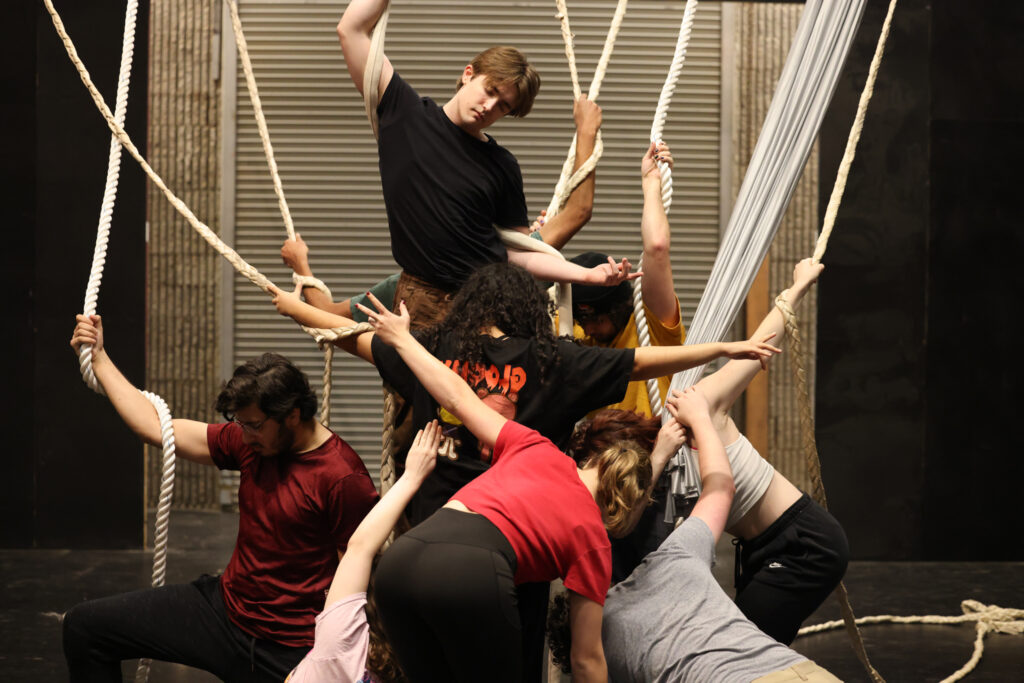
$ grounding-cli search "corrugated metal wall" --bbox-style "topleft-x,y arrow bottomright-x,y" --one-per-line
728,3 -> 818,491
146,0 -> 224,511
226,0 -> 723,484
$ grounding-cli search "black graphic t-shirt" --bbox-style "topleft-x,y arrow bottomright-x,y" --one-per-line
372,333 -> 635,524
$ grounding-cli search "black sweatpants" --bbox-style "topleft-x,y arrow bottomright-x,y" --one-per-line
375,508 -> 522,683
62,574 -> 308,682
734,493 -> 850,644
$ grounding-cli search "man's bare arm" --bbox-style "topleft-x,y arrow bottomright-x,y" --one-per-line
70,316 -> 212,465
337,0 -> 395,97
540,96 -> 601,250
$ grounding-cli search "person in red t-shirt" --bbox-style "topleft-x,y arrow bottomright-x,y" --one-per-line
65,315 -> 379,683
356,297 -> 684,683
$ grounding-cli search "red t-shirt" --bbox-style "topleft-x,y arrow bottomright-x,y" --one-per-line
208,423 -> 379,647
453,421 -> 612,605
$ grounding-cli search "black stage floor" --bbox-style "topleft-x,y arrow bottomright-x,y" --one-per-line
2,510 -> 1021,681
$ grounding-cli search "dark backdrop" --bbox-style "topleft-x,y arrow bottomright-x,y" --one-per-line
817,0 -> 1024,559
0,1 -> 149,548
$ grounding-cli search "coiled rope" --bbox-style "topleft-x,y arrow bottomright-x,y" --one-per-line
797,600 -> 1024,683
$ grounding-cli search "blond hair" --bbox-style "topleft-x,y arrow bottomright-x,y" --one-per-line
455,46 -> 541,117
579,440 -> 653,538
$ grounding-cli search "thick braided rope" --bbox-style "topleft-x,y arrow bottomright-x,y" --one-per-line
77,0 -> 140,397
798,600 -> 1024,683
380,390 -> 399,498
225,0 -> 296,240
776,292 -> 881,683
39,3 -> 170,681
813,0 -> 898,264
764,6 -> 899,679
544,0 -> 628,218
43,0 -> 362,348
134,390 -> 176,682
226,0 -> 352,428
292,274 -> 340,426
633,0 -> 698,417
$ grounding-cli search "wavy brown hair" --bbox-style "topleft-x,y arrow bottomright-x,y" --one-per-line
455,46 -> 541,117
365,557 -> 407,682
570,410 -> 659,537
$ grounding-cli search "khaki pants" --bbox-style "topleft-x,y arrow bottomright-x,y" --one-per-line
752,659 -> 844,682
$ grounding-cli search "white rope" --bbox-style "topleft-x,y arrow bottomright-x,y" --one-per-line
225,0 -> 296,239
797,600 -> 1024,683
543,0 -> 629,219
632,0 -> 699,419
77,0 -> 140,396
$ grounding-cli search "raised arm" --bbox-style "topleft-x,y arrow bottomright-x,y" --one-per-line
638,141 -> 680,326
630,334 -> 780,381
70,315 -> 212,465
507,250 -> 640,287
697,259 -> 824,421
337,0 -> 395,97
357,296 -> 507,449
666,387 -> 734,542
269,284 -> 375,364
539,96 -> 602,250
325,420 -> 439,606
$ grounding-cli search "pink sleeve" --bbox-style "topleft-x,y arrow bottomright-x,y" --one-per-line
563,546 -> 612,606
287,593 -> 372,683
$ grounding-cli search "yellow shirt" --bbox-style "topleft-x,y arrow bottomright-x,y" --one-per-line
564,299 -> 686,417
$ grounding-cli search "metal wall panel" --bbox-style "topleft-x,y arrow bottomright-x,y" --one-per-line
227,0 -> 722,483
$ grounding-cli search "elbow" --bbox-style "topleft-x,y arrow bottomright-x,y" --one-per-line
571,203 -> 593,227
570,652 -> 606,681
644,234 -> 670,261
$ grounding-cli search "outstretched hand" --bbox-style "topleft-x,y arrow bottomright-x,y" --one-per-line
723,332 -> 782,370
588,256 -> 642,287
71,314 -> 105,356
404,420 -> 441,485
666,386 -> 711,428
355,292 -> 410,347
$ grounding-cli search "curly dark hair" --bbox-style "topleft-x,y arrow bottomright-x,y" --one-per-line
214,352 -> 317,422
546,591 -> 573,674
418,262 -> 564,384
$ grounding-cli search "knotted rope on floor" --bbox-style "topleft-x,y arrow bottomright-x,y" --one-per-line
798,600 -> 1024,683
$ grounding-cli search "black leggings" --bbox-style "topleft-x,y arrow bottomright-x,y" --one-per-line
375,508 -> 522,682
734,493 -> 850,644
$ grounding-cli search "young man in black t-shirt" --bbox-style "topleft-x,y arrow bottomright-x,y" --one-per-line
321,0 -> 621,328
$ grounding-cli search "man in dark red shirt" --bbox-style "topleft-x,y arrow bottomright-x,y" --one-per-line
64,315 -> 378,682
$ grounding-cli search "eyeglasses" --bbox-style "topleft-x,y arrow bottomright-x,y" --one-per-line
228,415 -> 268,434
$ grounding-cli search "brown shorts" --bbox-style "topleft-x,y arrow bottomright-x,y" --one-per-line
752,660 -> 843,682
394,271 -> 454,330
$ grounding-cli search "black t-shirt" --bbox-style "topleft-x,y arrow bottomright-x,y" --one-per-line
372,334 -> 635,524
377,73 -> 529,291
